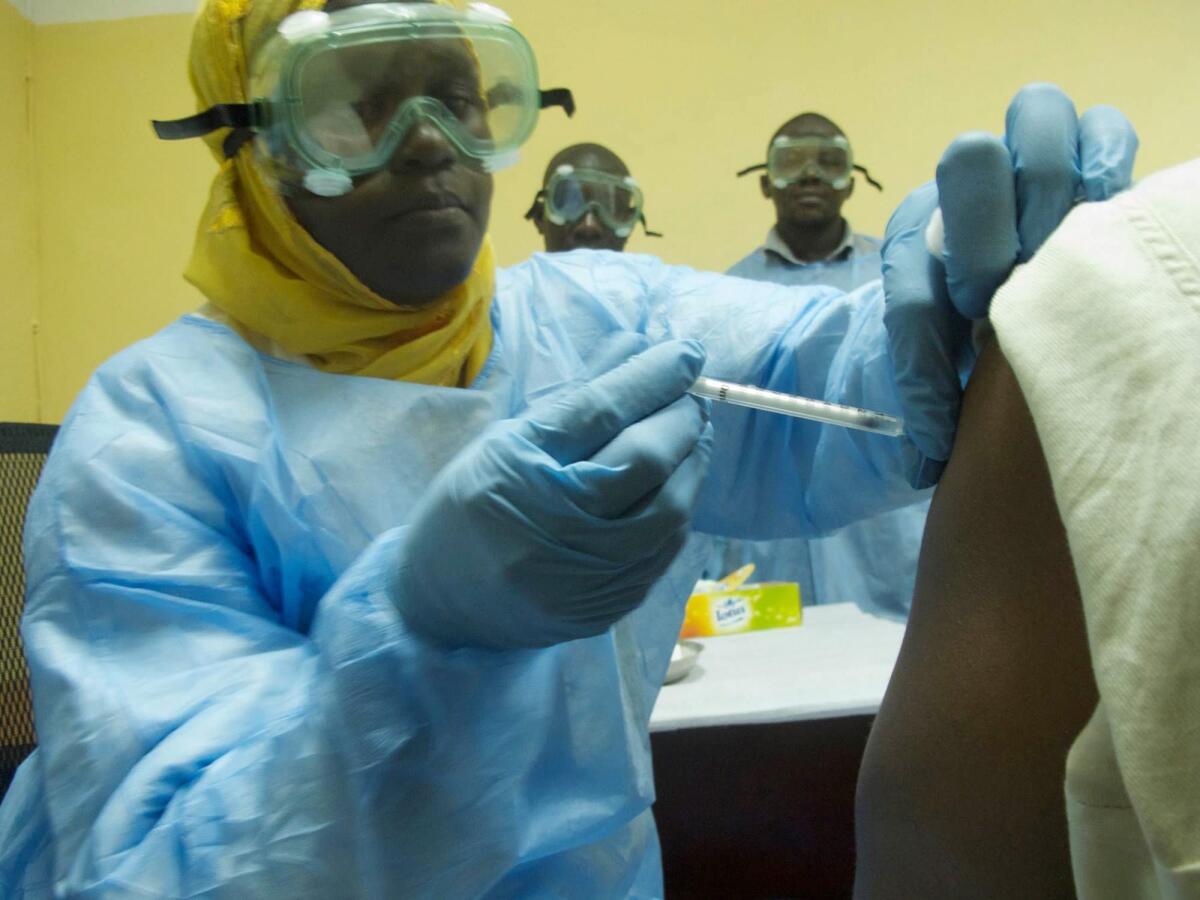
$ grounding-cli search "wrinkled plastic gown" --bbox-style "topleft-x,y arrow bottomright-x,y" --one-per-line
714,235 -> 932,619
0,251 -> 916,898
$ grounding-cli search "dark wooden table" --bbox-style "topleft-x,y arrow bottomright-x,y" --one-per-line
652,714 -> 875,899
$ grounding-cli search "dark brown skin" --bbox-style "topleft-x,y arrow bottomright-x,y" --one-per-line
286,0 -> 493,306
533,143 -> 632,253
853,341 -> 1097,900
762,114 -> 854,263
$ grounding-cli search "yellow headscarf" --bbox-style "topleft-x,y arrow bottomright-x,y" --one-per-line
184,0 -> 495,386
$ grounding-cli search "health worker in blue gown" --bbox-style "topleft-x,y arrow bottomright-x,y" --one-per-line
0,0 -> 1138,895
715,112 -> 929,619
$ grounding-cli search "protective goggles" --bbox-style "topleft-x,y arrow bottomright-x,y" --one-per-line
737,135 -> 883,192
153,3 -> 575,196
525,166 -> 661,238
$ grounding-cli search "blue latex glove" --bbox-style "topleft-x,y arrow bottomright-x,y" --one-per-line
394,339 -> 715,649
883,83 -> 1138,488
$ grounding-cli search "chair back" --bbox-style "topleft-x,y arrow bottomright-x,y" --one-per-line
1,423 -> 58,799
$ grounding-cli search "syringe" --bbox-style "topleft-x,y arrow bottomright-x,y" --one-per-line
688,376 -> 904,437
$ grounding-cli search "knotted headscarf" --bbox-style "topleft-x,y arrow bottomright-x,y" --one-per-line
184,0 -> 494,385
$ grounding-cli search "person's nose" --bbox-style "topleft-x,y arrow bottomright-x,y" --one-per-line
798,158 -> 834,185
388,117 -> 456,174
573,209 -> 606,240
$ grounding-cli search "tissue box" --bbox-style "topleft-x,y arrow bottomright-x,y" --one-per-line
679,582 -> 802,639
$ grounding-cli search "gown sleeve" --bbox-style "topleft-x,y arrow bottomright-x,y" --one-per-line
18,344 -> 659,898
641,262 -> 929,539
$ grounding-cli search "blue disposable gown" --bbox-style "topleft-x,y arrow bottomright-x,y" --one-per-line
0,250 -> 920,898
717,234 -> 931,619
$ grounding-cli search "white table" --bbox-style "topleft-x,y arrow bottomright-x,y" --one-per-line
650,602 -> 906,732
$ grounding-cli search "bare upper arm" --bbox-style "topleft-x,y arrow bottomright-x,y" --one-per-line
853,341 -> 1096,900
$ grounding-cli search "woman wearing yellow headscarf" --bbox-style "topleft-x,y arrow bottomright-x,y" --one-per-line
186,0 -> 497,384
0,0 -> 1137,894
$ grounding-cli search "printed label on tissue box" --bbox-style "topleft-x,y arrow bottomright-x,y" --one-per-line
712,596 -> 750,631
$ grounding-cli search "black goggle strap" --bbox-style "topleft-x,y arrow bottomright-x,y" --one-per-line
484,85 -> 574,118
152,103 -> 257,141
735,162 -> 768,178
152,102 -> 262,160
640,214 -> 663,238
539,88 -> 576,117
222,128 -> 256,160
853,164 -> 884,191
734,160 -> 884,191
524,189 -> 546,221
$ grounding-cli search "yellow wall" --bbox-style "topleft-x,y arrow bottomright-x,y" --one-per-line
32,13 -> 212,421
11,0 -> 1200,421
0,1 -> 39,421
496,0 -> 1200,268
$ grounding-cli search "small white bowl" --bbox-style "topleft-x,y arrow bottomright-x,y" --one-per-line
663,640 -> 704,685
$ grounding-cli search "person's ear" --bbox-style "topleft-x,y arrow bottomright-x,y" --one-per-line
846,177 -> 855,201
760,174 -> 772,199
531,200 -> 547,236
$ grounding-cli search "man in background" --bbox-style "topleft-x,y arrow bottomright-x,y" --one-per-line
719,113 -> 929,619
526,142 -> 659,252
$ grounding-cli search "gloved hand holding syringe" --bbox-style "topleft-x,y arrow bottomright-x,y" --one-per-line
688,376 -> 904,437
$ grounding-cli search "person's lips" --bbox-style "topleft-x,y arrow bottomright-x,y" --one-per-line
567,233 -> 609,249
384,191 -> 469,222
788,188 -> 829,208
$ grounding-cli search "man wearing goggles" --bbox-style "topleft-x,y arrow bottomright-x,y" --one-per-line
0,0 -> 1139,893
525,143 -> 660,252
732,112 -> 884,288
716,112 -> 928,622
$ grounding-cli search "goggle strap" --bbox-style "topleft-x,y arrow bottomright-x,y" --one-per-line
641,214 -> 663,238
524,190 -> 546,221
736,160 -> 884,191
539,88 -> 576,117
223,128 -> 255,160
152,103 -> 258,141
854,164 -> 884,191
